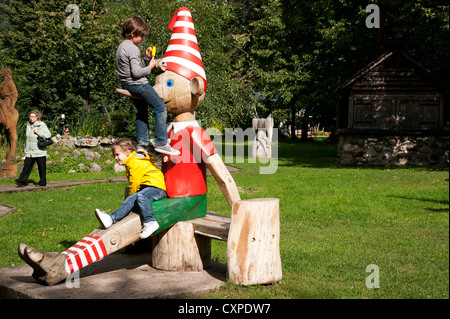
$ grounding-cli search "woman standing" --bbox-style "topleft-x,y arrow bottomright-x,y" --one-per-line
16,110 -> 51,187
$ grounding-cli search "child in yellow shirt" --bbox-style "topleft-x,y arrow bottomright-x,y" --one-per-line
95,138 -> 166,239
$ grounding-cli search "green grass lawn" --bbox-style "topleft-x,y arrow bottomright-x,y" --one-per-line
0,139 -> 448,299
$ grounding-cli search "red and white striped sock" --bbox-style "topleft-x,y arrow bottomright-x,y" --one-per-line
62,235 -> 107,274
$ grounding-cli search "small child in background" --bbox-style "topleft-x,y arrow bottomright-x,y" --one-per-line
95,138 -> 166,239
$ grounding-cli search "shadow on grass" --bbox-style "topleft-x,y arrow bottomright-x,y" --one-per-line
388,195 -> 449,213
276,139 -> 339,168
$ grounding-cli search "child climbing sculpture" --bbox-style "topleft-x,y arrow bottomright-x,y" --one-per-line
17,7 -> 240,285
116,15 -> 179,156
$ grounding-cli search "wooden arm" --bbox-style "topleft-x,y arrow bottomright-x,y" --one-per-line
204,152 -> 241,207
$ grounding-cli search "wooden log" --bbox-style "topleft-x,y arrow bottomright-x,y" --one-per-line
152,221 -> 204,271
17,193 -> 207,285
189,211 -> 230,242
91,212 -> 141,254
227,198 -> 282,285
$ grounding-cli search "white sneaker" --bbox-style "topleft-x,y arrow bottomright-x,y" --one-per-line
136,145 -> 149,154
95,209 -> 113,229
150,138 -> 171,147
154,142 -> 180,156
140,221 -> 159,239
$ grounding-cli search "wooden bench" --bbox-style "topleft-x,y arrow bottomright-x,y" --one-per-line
187,212 -> 230,270
189,211 -> 230,242
151,198 -> 282,285
151,211 -> 230,271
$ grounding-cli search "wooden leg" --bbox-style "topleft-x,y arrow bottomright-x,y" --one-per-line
18,192 -> 208,285
195,235 -> 212,269
227,198 -> 282,285
152,222 -> 204,271
17,213 -> 142,285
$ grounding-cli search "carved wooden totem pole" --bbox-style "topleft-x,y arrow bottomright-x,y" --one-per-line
18,7 -> 281,286
0,67 -> 19,178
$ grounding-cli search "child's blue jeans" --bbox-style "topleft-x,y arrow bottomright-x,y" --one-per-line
110,186 -> 167,224
123,83 -> 168,147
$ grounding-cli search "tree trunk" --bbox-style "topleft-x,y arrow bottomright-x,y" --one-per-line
301,117 -> 309,141
291,108 -> 296,140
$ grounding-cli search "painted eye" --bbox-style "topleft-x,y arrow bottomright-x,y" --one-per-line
166,80 -> 174,87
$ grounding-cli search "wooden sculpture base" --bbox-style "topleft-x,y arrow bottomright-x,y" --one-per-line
0,164 -> 17,178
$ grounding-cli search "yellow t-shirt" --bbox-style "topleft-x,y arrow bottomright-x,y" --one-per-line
123,151 -> 166,195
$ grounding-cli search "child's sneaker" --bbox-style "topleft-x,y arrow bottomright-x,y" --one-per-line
154,142 -> 180,156
95,209 -> 113,229
140,220 -> 159,239
136,145 -> 149,154
150,138 -> 171,147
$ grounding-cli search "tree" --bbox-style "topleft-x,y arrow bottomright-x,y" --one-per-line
0,0 -> 123,127
0,0 -> 256,134
236,0 -> 448,140
1,0 -> 447,137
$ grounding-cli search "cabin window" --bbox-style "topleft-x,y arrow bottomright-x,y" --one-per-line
350,95 -> 440,130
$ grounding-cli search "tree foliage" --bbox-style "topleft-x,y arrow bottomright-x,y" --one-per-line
1,0 -> 448,137
237,0 -> 448,135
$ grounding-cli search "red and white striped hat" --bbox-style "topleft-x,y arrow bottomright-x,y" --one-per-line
163,7 -> 207,91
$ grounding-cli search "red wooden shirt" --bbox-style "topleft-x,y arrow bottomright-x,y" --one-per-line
162,122 -> 217,198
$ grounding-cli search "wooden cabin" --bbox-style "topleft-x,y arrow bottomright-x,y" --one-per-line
336,51 -> 448,167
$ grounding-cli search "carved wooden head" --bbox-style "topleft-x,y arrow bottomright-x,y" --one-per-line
153,7 -> 206,117
153,70 -> 205,116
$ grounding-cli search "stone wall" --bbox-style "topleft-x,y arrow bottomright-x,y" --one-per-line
337,131 -> 449,167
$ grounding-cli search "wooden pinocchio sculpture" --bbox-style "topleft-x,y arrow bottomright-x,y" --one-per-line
18,7 -> 281,286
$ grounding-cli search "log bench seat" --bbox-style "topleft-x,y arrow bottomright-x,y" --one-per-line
189,212 -> 230,242
151,212 -> 231,271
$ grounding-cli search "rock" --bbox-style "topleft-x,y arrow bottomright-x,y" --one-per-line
90,163 -> 102,172
72,149 -> 82,156
343,143 -> 355,153
83,150 -> 95,160
114,163 -> 126,172
100,137 -> 113,145
75,137 -> 99,148
388,138 -> 397,145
